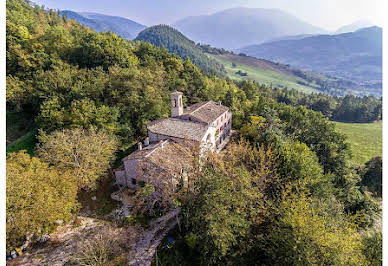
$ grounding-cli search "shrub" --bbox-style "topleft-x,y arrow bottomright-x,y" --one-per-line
72,228 -> 126,266
362,231 -> 382,266
361,156 -> 382,197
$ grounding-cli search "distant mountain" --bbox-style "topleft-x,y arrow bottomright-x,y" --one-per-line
335,19 -> 375,34
173,7 -> 327,49
135,25 -> 226,76
238,26 -> 382,89
211,53 -> 379,96
60,10 -> 146,40
266,34 -> 316,43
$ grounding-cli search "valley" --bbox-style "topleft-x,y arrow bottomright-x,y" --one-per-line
238,27 -> 382,96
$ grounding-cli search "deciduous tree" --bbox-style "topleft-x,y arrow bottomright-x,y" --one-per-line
37,127 -> 118,190
6,151 -> 78,251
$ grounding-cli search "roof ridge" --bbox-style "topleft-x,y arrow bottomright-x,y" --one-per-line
145,140 -> 169,158
170,117 -> 207,125
190,101 -> 211,115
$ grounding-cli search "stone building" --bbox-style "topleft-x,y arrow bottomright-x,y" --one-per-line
115,91 -> 233,188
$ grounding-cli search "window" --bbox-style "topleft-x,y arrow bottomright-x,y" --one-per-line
179,97 -> 182,107
206,134 -> 211,143
131,178 -> 136,185
174,99 -> 177,107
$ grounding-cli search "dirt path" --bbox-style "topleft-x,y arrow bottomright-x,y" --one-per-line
128,208 -> 181,266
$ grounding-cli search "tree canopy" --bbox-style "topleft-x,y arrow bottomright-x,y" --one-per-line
6,151 -> 78,252
36,128 -> 118,190
6,1 -> 381,263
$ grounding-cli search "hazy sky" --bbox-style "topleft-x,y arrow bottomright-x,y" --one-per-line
33,0 -> 384,31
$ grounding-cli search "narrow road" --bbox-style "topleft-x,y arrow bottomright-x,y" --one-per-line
128,208 -> 181,266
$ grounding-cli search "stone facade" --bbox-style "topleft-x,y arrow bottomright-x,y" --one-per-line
115,91 -> 233,187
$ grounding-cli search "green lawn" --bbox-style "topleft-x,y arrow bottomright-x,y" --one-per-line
210,54 -> 320,94
6,130 -> 37,155
333,121 -> 382,165
6,111 -> 37,155
6,111 -> 35,144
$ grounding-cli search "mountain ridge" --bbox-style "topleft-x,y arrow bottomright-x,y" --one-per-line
60,10 -> 146,39
135,25 -> 226,76
237,26 -> 382,93
173,7 -> 327,49
335,19 -> 375,34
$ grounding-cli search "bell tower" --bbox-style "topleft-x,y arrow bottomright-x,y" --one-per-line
171,91 -> 183,117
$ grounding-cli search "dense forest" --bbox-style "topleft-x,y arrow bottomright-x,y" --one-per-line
135,25 -> 226,76
250,84 -> 382,122
6,0 -> 382,264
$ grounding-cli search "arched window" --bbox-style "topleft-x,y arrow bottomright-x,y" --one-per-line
179,97 -> 182,107
174,99 -> 177,107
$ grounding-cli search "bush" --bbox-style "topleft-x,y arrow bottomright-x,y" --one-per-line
362,231 -> 382,266
361,156 -> 382,197
72,228 -> 126,266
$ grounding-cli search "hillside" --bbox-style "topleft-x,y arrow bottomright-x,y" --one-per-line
211,54 -> 320,94
6,1 -> 382,265
238,27 -> 382,95
135,25 -> 226,75
211,53 -> 375,96
134,26 -> 361,96
173,7 -> 326,49
60,10 -> 146,39
333,121 -> 382,164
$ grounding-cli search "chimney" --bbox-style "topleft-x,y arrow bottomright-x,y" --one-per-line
171,91 -> 184,117
144,137 -> 150,147
138,142 -> 143,150
217,100 -> 222,105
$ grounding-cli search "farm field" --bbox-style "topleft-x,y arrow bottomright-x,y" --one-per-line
210,54 -> 320,94
333,121 -> 382,165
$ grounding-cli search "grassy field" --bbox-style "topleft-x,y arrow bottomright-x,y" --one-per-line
6,111 -> 37,155
210,54 -> 320,94
6,130 -> 37,155
333,121 -> 382,165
